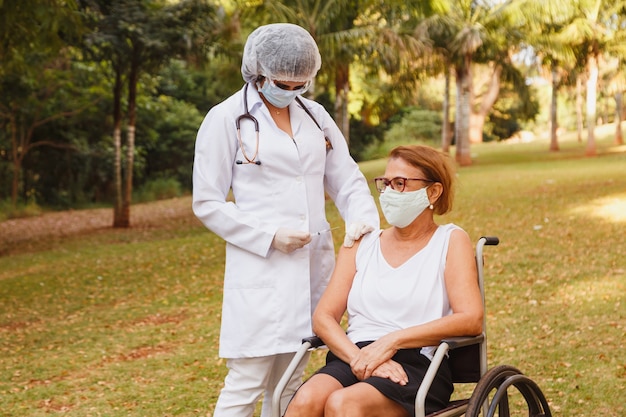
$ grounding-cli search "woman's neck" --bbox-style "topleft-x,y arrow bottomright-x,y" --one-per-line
260,95 -> 293,136
261,95 -> 288,116
391,220 -> 437,243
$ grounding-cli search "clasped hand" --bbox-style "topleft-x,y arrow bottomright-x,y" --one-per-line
349,340 -> 408,386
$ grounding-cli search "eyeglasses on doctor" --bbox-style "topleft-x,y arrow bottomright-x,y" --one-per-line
273,79 -> 310,91
374,177 -> 434,193
260,76 -> 311,92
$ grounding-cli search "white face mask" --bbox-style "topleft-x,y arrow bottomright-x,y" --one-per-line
379,186 -> 431,228
256,79 -> 305,108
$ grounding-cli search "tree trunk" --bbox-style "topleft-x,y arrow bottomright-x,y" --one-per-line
10,156 -> 21,208
442,67 -> 452,152
118,60 -> 139,228
469,64 -> 501,144
455,57 -> 472,166
576,75 -> 583,143
8,112 -> 20,207
335,64 -> 350,145
122,125 -> 135,227
112,127 -> 123,222
576,74 -> 584,143
586,53 -> 598,157
616,92 -> 624,145
549,65 -> 559,151
469,113 -> 484,145
112,68 -> 125,227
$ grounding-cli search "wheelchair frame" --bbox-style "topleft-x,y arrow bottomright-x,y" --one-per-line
271,236 -> 552,417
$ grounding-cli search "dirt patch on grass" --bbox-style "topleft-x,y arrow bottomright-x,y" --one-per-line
38,398 -> 75,413
113,344 -> 174,362
0,196 -> 201,257
128,311 -> 189,328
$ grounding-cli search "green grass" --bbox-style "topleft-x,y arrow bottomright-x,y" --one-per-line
1,128 -> 625,416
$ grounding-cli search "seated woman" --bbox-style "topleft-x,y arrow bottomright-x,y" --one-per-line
283,145 -> 483,417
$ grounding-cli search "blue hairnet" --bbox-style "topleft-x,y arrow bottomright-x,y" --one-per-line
241,23 -> 322,83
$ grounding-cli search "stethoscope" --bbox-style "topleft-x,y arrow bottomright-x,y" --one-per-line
235,83 -> 261,165
235,83 -> 332,165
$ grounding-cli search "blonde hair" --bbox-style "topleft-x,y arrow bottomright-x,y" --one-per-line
388,145 -> 456,215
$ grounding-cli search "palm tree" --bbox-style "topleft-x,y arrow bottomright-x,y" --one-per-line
261,0 -> 358,143
262,0 -> 428,145
559,0 -> 626,156
417,0 -> 525,165
414,14 -> 456,152
514,0 -> 577,152
604,57 -> 626,145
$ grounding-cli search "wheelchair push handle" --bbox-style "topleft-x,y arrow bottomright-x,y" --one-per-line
480,236 -> 499,246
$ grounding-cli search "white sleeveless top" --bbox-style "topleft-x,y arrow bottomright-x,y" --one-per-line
346,223 -> 460,360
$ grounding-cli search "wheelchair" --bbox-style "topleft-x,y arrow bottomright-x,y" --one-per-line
270,236 -> 552,417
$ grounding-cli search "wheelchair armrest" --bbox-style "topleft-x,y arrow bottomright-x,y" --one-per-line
441,333 -> 484,350
301,335 -> 325,348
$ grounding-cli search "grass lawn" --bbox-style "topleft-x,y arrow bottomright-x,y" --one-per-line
1,127 -> 624,416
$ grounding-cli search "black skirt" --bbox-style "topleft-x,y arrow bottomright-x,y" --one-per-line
315,341 -> 453,416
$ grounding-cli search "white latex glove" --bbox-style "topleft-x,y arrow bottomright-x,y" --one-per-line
343,222 -> 375,247
271,228 -> 312,254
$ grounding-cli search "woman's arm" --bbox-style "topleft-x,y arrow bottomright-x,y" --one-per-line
312,243 -> 362,363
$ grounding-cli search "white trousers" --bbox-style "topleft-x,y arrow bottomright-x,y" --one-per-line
213,352 -> 311,417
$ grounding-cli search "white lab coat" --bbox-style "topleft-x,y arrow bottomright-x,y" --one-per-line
192,84 -> 379,358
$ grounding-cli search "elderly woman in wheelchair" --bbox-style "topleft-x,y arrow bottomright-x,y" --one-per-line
283,145 -> 482,417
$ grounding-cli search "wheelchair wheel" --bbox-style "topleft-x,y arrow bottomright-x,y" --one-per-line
465,365 -> 551,417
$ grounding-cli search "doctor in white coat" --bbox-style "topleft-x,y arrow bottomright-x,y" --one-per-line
192,23 -> 380,417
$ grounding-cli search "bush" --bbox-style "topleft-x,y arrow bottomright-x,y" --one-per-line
360,107 -> 441,160
133,178 -> 182,203
0,199 -> 42,221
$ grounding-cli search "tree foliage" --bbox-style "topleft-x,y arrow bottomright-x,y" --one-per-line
0,0 -> 83,77
1,0 -> 624,213
78,0 -> 221,227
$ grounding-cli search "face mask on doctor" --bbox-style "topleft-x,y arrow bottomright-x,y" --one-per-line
379,186 -> 432,228
256,78 -> 309,108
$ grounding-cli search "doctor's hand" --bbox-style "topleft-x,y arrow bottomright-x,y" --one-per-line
343,222 -> 375,247
272,228 -> 312,254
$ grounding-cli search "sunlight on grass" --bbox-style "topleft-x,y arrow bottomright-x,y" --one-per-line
606,144 -> 626,154
568,193 -> 626,223
557,274 -> 625,307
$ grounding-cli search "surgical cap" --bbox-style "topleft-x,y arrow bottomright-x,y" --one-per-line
241,23 -> 322,83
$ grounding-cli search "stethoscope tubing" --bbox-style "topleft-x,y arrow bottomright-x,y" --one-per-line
235,83 -> 261,165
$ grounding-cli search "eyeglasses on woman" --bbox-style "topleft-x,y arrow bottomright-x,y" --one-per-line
374,177 -> 434,193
